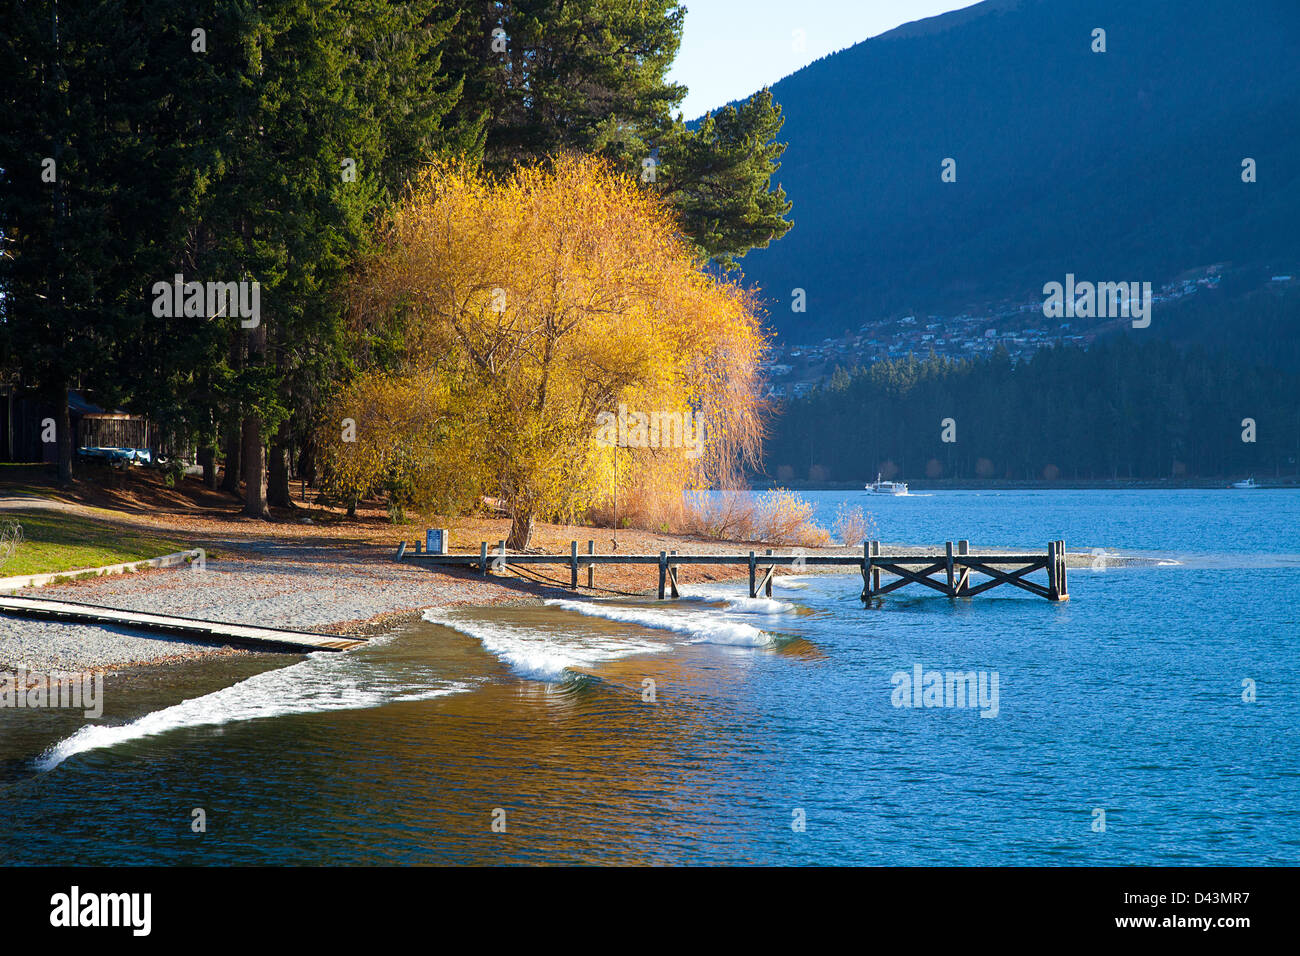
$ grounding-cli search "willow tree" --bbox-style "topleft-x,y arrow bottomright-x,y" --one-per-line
335,155 -> 766,547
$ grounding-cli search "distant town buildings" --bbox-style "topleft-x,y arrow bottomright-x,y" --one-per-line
762,265 -> 1282,400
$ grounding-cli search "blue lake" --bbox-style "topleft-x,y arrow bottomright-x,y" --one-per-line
2,490 -> 1297,865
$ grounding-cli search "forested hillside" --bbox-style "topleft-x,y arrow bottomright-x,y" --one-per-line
764,339 -> 1300,483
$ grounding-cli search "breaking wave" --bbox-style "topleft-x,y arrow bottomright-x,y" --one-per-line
37,635 -> 469,771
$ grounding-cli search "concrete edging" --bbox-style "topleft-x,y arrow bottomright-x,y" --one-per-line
0,549 -> 202,595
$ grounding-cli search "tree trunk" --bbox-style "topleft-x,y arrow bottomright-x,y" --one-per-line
55,385 -> 73,485
220,426 -> 242,494
221,329 -> 245,494
241,413 -> 268,518
297,436 -> 317,487
198,445 -> 217,489
267,420 -> 293,509
506,507 -> 535,550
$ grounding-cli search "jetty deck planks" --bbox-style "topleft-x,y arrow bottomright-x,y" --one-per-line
0,596 -> 366,652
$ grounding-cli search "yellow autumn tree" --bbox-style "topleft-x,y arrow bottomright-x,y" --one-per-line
315,370 -> 484,518
332,154 -> 767,547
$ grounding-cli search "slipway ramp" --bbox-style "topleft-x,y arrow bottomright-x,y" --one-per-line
0,595 -> 365,652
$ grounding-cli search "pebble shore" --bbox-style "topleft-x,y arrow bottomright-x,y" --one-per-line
0,543 -> 546,675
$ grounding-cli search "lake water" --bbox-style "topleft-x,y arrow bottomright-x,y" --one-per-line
2,490 -> 1298,865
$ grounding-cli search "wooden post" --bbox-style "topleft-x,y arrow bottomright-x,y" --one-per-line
764,548 -> 774,597
658,551 -> 668,600
480,541 -> 488,576
945,541 -> 956,597
862,540 -> 872,603
587,540 -> 595,589
570,540 -> 578,590
1057,539 -> 1069,600
669,549 -> 680,599
396,541 -> 407,560
748,551 -> 757,599
1046,540 -> 1058,599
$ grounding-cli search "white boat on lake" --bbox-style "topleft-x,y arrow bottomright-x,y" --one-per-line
867,473 -> 909,495
1231,477 -> 1259,489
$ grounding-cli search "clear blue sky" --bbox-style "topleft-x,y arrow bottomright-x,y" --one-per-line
668,0 -> 981,118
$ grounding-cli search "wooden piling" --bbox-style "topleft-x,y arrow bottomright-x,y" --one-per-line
945,541 -> 956,597
587,540 -> 595,588
658,551 -> 668,600
669,550 -> 680,599
570,540 -> 579,590
1053,539 -> 1069,601
862,541 -> 872,602
480,541 -> 488,576
1047,541 -> 1059,599
1061,540 -> 1069,598
748,551 -> 757,599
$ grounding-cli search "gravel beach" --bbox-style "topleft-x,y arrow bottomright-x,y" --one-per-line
0,544 -> 550,675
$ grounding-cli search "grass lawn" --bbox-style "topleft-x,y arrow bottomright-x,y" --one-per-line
0,509 -> 190,578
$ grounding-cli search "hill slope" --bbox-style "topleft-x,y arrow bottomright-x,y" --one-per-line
736,0 -> 1300,343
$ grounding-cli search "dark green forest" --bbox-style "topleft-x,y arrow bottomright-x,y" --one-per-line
1151,281 -> 1300,372
765,338 -> 1300,483
0,0 -> 791,511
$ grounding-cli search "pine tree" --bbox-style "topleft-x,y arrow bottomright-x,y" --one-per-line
437,0 -> 791,266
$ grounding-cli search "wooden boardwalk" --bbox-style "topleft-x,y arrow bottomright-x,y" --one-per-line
0,596 -> 366,652
401,539 -> 1070,603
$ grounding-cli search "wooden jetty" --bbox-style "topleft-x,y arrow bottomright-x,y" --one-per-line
401,539 -> 1069,603
0,596 -> 366,652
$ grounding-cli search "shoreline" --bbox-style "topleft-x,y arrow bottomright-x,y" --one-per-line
755,479 -> 1300,491
0,539 -> 1137,679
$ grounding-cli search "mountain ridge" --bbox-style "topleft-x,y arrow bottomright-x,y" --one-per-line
726,0 -> 1300,344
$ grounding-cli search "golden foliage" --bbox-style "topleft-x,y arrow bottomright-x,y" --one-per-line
831,503 -> 878,547
334,154 -> 768,545
683,489 -> 832,548
315,371 -> 484,516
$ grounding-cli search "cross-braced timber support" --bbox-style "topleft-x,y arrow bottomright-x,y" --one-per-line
861,539 -> 1068,604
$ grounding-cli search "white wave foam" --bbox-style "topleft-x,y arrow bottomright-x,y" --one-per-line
674,584 -> 795,615
770,575 -> 810,589
724,596 -> 795,614
423,607 -> 666,682
37,640 -> 469,771
544,599 -> 773,647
